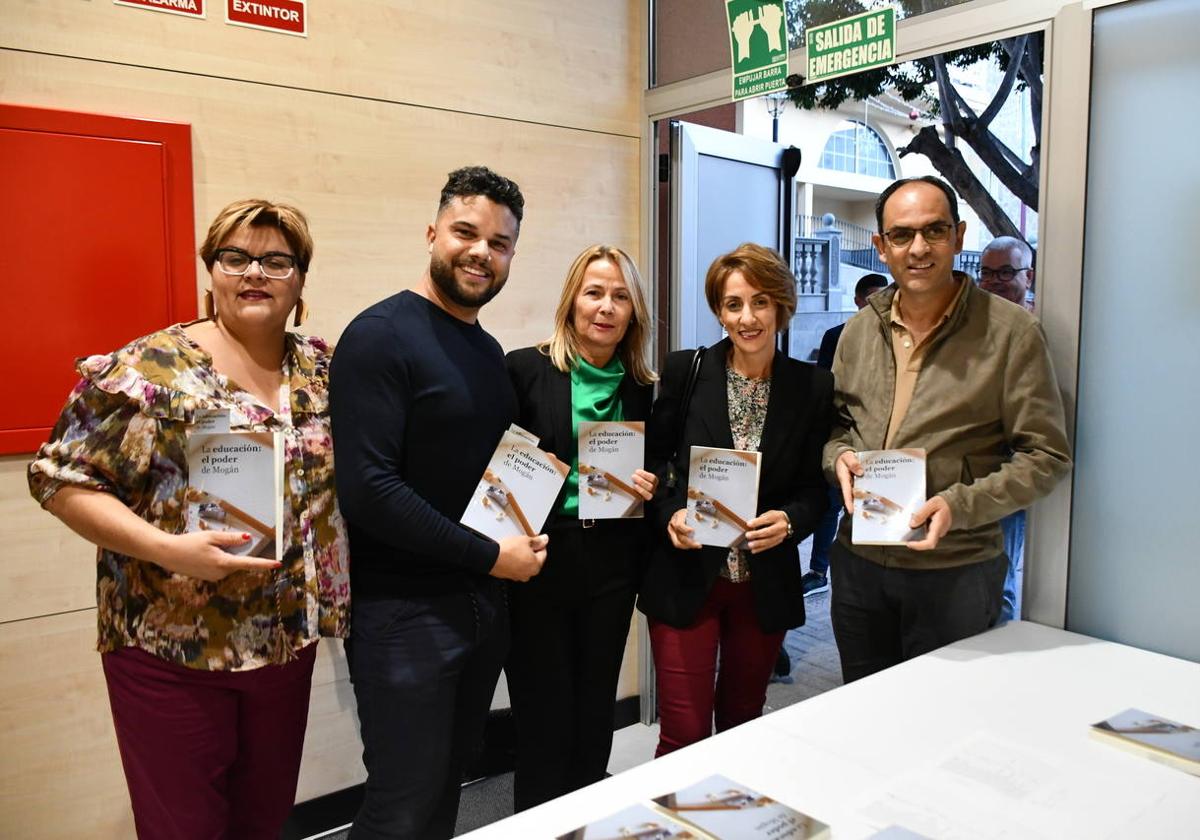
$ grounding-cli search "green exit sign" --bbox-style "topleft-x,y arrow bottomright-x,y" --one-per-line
806,7 -> 896,85
726,0 -> 790,101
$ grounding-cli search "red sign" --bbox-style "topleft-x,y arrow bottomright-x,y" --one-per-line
227,0 -> 306,36
114,0 -> 205,18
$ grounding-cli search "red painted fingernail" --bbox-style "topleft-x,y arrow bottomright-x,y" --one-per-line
242,533 -> 251,541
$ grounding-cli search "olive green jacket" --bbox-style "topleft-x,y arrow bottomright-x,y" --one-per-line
823,275 -> 1072,569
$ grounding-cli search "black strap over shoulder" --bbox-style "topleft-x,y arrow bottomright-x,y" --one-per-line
670,345 -> 707,465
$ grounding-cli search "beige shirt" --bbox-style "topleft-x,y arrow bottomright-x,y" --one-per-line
884,278 -> 968,448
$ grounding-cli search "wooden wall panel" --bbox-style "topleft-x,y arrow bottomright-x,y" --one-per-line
0,610 -> 134,839
0,457 -> 96,622
0,0 -> 641,136
0,50 -> 639,356
298,639 -> 364,803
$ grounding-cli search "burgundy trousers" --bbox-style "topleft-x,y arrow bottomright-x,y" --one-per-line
101,643 -> 317,840
649,577 -> 786,756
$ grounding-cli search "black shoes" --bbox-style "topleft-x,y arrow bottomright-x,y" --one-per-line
801,571 -> 829,597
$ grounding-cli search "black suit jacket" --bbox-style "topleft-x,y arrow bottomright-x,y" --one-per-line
505,347 -> 656,593
817,322 -> 844,371
638,338 -> 833,633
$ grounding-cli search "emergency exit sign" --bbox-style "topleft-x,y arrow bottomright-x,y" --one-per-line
725,0 -> 790,102
805,7 -> 896,84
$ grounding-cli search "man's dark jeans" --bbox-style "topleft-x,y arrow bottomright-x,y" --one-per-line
347,580 -> 508,840
830,541 -> 1007,683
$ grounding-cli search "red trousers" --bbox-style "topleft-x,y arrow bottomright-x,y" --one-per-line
649,577 -> 786,756
101,643 -> 317,840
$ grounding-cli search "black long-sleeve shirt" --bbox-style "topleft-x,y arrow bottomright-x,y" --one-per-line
330,290 -> 516,597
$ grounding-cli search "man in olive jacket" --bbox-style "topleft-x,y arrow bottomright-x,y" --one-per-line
824,176 -> 1071,682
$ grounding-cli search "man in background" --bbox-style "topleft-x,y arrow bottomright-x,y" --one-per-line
774,274 -> 890,679
804,273 -> 890,597
979,234 -> 1040,620
979,235 -> 1035,310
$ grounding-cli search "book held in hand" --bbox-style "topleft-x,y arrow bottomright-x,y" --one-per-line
460,424 -> 569,541
851,448 -> 927,546
685,446 -> 761,549
578,421 -> 646,520
1090,708 -> 1200,777
185,410 -> 284,560
558,774 -> 828,840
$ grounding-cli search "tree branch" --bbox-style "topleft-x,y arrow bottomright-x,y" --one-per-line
899,126 -> 1022,240
931,55 -> 959,148
980,36 -> 1027,127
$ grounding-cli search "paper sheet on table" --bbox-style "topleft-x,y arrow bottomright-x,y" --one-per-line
853,731 -> 1167,840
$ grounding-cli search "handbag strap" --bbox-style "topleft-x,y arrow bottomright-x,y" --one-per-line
670,345 -> 707,463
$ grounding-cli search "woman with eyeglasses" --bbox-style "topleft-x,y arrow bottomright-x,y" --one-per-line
28,199 -> 349,838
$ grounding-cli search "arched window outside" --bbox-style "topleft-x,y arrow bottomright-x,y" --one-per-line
819,120 -> 896,179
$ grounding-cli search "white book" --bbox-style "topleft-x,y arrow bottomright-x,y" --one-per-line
557,802 -> 700,840
460,424 -> 569,541
558,775 -> 829,840
652,774 -> 831,840
1091,708 -> 1200,777
685,446 -> 761,549
851,448 -> 927,546
185,410 -> 284,560
578,420 -> 645,520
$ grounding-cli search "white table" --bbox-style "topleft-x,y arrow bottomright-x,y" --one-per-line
461,622 -> 1200,839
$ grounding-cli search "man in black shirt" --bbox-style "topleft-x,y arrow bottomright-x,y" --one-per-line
331,166 -> 548,839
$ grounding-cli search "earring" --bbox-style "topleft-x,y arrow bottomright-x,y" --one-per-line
293,298 -> 309,328
204,290 -> 215,320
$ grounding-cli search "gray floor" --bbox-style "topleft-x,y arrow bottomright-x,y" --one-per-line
766,536 -> 843,712
308,536 -> 842,839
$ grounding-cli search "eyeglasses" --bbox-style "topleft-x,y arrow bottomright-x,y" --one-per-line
881,222 -> 955,248
214,248 -> 297,280
979,266 -> 1031,282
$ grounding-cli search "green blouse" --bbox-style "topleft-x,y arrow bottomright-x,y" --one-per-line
560,355 -> 625,517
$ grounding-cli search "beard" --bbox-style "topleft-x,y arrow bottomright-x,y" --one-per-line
429,252 -> 507,309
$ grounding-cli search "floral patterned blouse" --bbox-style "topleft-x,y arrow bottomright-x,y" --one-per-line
28,322 -> 350,671
721,365 -> 771,583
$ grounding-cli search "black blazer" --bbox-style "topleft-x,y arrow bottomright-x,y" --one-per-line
638,338 -> 833,633
505,347 -> 655,590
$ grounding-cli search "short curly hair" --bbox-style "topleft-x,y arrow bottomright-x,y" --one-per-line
438,166 -> 525,225
199,199 -> 313,274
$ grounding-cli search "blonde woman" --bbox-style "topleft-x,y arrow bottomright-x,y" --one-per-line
504,244 -> 658,810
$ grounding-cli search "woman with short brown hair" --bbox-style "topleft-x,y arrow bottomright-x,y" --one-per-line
640,242 -> 831,755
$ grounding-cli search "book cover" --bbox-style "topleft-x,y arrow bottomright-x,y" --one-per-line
460,424 -> 569,541
685,446 -> 761,549
578,421 -> 646,520
851,448 -> 927,546
185,411 -> 284,560
653,774 -> 830,840
556,803 -> 699,840
1090,708 -> 1200,777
